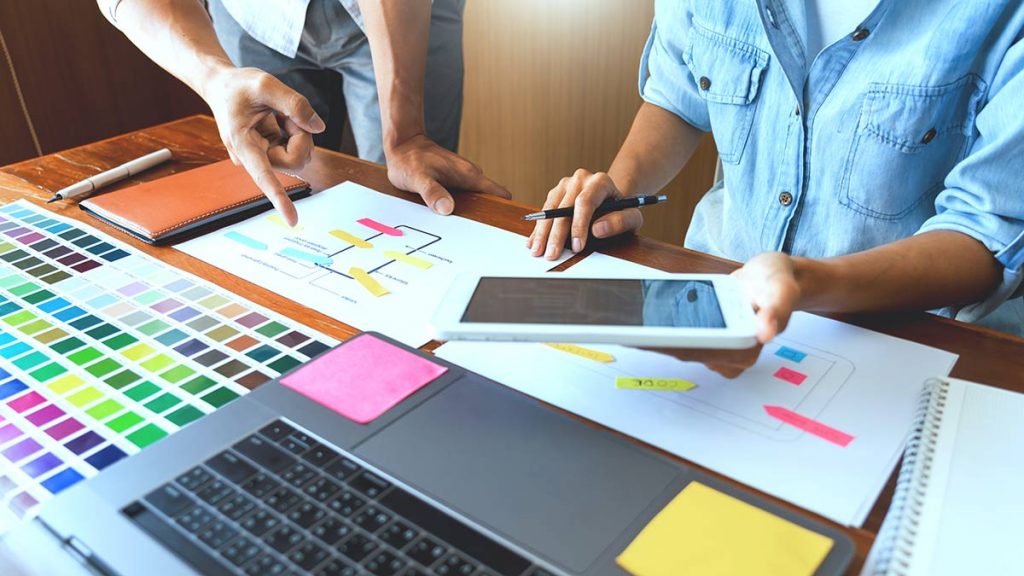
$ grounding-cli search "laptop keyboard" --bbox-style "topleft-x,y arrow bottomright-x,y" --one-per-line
122,419 -> 551,576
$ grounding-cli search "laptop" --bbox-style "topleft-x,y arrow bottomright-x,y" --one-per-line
30,332 -> 853,575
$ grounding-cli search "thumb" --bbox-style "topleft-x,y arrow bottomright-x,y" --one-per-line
413,179 -> 456,215
591,208 -> 643,238
260,76 -> 325,134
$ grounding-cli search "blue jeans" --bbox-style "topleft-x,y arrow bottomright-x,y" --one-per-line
208,0 -> 465,164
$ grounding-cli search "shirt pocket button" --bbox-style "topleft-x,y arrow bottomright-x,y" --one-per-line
921,128 -> 937,144
699,76 -> 712,91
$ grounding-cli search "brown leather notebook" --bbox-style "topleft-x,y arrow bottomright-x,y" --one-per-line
79,159 -> 310,245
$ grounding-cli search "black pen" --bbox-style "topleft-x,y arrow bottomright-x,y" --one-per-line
522,194 -> 668,221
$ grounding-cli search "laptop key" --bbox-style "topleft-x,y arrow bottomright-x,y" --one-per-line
235,435 -> 295,473
280,462 -> 318,488
220,535 -> 261,566
352,505 -> 392,533
350,471 -> 390,499
323,457 -> 361,482
436,553 -> 477,576
240,472 -> 280,498
196,479 -> 235,505
310,515 -> 354,545
286,540 -> 331,571
280,434 -> 312,455
239,508 -> 279,537
327,489 -> 366,517
263,524 -> 304,553
198,520 -> 239,549
266,485 -> 303,513
259,421 -> 296,442
244,553 -> 289,576
122,502 -> 233,576
216,492 -> 257,521
364,549 -> 405,576
176,466 -> 214,492
304,476 -> 342,503
303,443 -> 339,467
176,505 -> 215,534
287,500 -> 327,528
407,537 -> 447,568
337,533 -> 377,562
207,450 -> 258,483
144,484 -> 194,517
379,521 -> 420,550
314,558 -> 360,576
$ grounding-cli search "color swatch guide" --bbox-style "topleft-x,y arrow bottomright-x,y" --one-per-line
0,201 -> 336,533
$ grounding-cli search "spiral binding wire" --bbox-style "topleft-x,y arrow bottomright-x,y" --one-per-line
867,379 -> 949,576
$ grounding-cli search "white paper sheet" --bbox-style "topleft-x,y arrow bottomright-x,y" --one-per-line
178,182 -> 569,347
436,253 -> 959,526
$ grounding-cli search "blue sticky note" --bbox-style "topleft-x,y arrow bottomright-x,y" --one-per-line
775,346 -> 807,363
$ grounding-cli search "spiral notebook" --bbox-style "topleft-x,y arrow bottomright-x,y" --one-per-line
862,377 -> 1024,576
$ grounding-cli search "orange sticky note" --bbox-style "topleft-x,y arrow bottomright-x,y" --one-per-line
616,482 -> 833,576
280,335 -> 447,424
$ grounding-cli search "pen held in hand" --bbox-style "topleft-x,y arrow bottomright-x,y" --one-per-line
522,194 -> 669,221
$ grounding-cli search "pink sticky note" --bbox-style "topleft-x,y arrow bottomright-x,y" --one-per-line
357,218 -> 403,237
765,405 -> 854,447
280,335 -> 447,424
773,366 -> 807,386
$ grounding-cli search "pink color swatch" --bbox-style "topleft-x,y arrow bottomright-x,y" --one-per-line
773,366 -> 807,386
357,218 -> 403,237
281,334 -> 447,424
45,418 -> 85,440
765,405 -> 854,447
8,391 -> 46,413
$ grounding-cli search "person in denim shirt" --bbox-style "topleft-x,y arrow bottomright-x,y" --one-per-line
530,1 -> 1024,343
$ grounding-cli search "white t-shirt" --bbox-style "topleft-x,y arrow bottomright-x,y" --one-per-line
788,0 -> 880,64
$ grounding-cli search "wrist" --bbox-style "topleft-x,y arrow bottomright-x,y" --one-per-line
193,56 -> 235,102
791,256 -> 842,311
380,84 -> 426,155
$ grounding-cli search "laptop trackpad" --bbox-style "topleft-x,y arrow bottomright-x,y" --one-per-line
354,374 -> 679,571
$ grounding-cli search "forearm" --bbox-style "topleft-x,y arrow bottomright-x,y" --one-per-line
794,230 -> 1002,313
608,103 -> 705,197
98,0 -> 232,99
357,0 -> 432,153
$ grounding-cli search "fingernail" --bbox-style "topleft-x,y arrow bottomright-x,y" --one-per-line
593,222 -> 609,237
545,244 -> 558,259
310,114 -> 326,132
434,197 -> 454,215
571,238 -> 582,253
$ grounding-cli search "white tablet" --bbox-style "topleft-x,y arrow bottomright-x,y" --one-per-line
431,273 -> 758,349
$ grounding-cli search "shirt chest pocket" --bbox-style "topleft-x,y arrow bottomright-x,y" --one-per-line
685,25 -> 769,165
840,76 -> 984,220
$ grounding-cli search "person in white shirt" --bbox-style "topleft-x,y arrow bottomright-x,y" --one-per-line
98,0 -> 509,226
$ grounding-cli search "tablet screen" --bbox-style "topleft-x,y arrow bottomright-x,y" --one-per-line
461,278 -> 726,328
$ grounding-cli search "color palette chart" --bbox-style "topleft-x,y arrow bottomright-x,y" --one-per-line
0,201 -> 336,533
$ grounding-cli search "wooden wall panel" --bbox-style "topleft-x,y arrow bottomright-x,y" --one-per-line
0,30 -> 38,166
459,0 -> 717,245
0,1 -> 208,163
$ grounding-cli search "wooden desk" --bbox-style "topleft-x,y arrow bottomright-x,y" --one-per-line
3,115 -> 1023,574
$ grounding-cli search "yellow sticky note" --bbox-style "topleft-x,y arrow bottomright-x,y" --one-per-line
617,482 -> 833,576
349,267 -> 389,297
267,213 -> 303,231
383,250 -> 433,270
329,229 -> 373,248
615,377 -> 697,392
544,343 -> 615,363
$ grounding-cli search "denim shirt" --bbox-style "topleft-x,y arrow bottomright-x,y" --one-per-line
640,0 -> 1024,335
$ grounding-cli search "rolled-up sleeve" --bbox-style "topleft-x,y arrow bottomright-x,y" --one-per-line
918,38 -> 1024,321
638,9 -> 711,132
